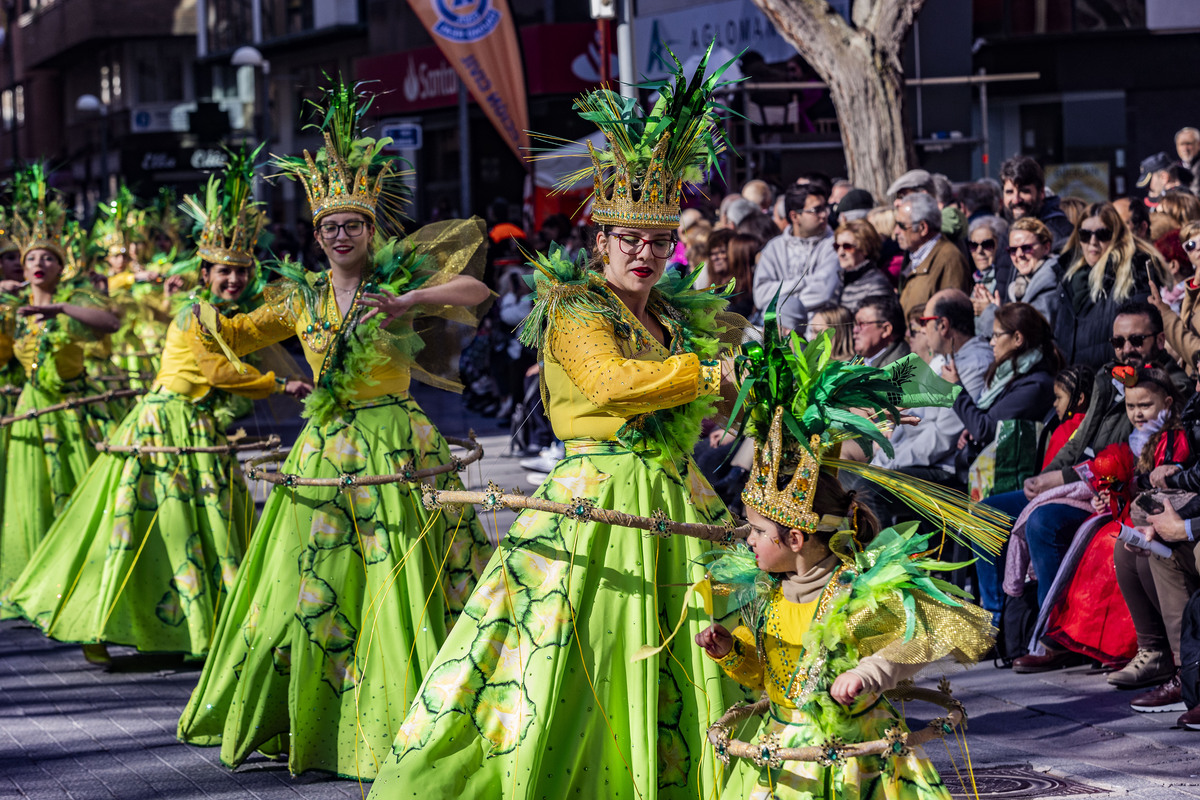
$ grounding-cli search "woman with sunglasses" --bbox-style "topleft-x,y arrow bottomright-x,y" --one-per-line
1054,202 -> 1163,369
177,82 -> 493,780
1006,217 -> 1063,328
968,215 -> 1008,337
1151,220 -> 1200,375
833,218 -> 891,312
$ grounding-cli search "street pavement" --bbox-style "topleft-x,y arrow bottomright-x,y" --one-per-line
3,390 -> 1200,798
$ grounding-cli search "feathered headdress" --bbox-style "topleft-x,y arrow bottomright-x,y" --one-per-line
181,145 -> 266,268
533,43 -> 739,229
12,163 -> 68,263
732,304 -> 1009,555
273,77 -> 410,233
92,183 -> 143,258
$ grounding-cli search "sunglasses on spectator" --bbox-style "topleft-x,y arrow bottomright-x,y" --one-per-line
1007,243 -> 1038,257
968,239 -> 996,252
853,319 -> 886,329
908,327 -> 922,337
916,315 -> 942,325
1109,333 -> 1158,349
1079,227 -> 1113,244
833,242 -> 858,251
1184,239 -> 1200,253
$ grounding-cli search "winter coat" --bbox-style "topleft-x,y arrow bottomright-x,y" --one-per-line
1053,250 -> 1153,370
1160,277 -> 1200,377
898,236 -> 973,319
1007,254 -> 1063,328
954,364 -> 1056,465
839,262 -> 895,312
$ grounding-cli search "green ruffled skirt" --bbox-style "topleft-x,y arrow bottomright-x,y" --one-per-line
367,439 -> 740,799
177,394 -> 492,780
725,702 -> 952,800
4,389 -> 254,655
0,378 -> 114,606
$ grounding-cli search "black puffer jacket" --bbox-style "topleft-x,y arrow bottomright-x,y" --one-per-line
1053,249 -> 1153,370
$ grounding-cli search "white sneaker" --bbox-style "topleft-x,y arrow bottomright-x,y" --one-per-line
526,471 -> 550,487
519,442 -> 564,473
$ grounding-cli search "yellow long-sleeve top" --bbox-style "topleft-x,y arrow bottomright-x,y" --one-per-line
9,288 -> 111,383
543,295 -> 722,442
713,556 -> 921,706
155,317 -> 281,401
203,285 -> 413,401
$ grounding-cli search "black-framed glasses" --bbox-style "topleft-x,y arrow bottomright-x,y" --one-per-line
895,220 -> 921,231
1110,333 -> 1158,349
1079,227 -> 1113,244
968,238 -> 996,252
989,330 -> 1013,342
1184,239 -> 1200,253
1007,243 -> 1038,257
834,242 -> 858,251
318,220 -> 368,240
613,234 -> 675,259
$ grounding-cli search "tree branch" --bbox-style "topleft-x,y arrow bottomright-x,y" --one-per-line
751,0 -> 857,77
864,0 -> 928,53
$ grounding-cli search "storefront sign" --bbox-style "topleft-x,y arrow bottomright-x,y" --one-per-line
634,0 -> 795,80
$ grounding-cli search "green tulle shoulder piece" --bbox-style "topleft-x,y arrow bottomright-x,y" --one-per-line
695,544 -> 778,631
517,244 -> 621,352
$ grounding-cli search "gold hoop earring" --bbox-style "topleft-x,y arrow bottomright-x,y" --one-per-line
601,252 -> 610,264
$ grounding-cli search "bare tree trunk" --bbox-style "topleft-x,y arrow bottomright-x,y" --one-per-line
751,0 -> 925,201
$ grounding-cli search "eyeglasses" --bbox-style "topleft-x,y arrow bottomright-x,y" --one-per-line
1109,333 -> 1159,349
853,319 -> 885,329
833,242 -> 858,251
1079,227 -> 1113,244
989,330 -> 1013,341
908,327 -> 922,337
613,234 -> 675,259
1184,239 -> 1200,253
894,221 -> 921,231
317,220 -> 368,239
916,315 -> 942,325
968,239 -> 996,252
800,205 -> 831,217
1007,243 -> 1038,257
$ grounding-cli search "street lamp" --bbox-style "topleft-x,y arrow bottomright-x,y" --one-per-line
76,93 -> 110,201
231,45 -> 271,148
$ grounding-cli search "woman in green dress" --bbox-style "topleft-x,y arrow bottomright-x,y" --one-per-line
177,81 -> 494,780
4,151 -> 307,663
367,52 -> 749,799
0,165 -> 121,603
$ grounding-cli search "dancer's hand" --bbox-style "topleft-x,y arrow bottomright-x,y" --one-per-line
830,671 -> 865,706
284,380 -> 313,399
18,304 -> 63,320
359,287 -> 418,328
695,624 -> 732,659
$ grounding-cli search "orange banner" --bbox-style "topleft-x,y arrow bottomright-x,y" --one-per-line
405,0 -> 531,165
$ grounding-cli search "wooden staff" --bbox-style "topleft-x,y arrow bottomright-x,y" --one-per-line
244,434 -> 484,487
707,684 -> 966,766
0,388 -> 144,427
422,483 -> 749,544
96,434 -> 282,456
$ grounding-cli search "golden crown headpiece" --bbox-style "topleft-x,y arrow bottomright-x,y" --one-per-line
534,43 -> 735,232
183,145 -> 265,269
587,131 -> 681,229
12,163 -> 68,264
93,185 -> 143,257
299,131 -> 390,224
274,77 -> 410,234
742,407 -> 826,532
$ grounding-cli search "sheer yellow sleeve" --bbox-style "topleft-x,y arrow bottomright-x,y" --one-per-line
108,272 -> 136,294
546,311 -> 719,415
184,320 -> 281,399
711,626 -> 764,692
200,298 -> 298,358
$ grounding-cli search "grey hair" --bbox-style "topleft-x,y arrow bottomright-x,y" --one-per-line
901,192 -> 941,232
1176,127 -> 1200,142
727,198 -> 761,228
968,214 -> 1009,251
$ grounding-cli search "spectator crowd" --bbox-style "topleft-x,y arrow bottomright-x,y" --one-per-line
471,128 -> 1200,733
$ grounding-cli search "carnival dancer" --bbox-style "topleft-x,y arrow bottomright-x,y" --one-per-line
96,186 -> 170,386
0,164 -> 121,603
176,80 -> 493,779
367,49 -> 751,799
4,150 -> 306,664
694,329 -> 1001,800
